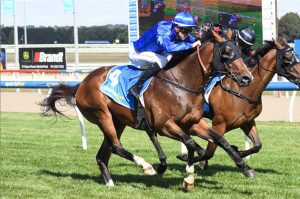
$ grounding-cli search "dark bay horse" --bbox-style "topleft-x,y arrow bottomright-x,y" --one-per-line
40,29 -> 253,189
179,39 -> 300,174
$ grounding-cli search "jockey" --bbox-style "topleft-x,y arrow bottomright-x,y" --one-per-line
235,27 -> 257,67
236,27 -> 256,59
128,11 -> 201,99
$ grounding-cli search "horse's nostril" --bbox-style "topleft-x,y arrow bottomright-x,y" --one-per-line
242,76 -> 251,84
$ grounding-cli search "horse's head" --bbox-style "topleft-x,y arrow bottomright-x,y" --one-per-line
274,39 -> 300,86
210,29 -> 253,87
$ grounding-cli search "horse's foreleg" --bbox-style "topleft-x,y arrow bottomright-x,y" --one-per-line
238,121 -> 262,158
163,120 -> 200,190
96,113 -> 156,186
145,130 -> 167,174
197,123 -> 227,170
180,133 -> 197,191
96,136 -> 114,186
177,141 -> 205,161
190,118 -> 256,178
209,129 -> 256,177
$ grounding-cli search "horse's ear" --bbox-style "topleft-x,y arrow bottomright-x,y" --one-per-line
274,39 -> 281,48
227,28 -> 233,39
212,29 -> 222,42
280,38 -> 288,45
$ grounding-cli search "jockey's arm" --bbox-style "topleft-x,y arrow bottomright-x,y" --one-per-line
159,34 -> 198,53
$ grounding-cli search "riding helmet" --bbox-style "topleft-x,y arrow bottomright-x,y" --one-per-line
172,11 -> 196,28
238,27 -> 256,46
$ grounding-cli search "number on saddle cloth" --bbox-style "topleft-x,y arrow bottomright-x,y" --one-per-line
100,65 -> 153,110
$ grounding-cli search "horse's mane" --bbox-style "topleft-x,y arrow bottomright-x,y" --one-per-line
244,40 -> 275,67
164,39 -> 215,70
163,48 -> 196,70
255,40 -> 276,57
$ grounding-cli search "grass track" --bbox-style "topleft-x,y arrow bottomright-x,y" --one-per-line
1,112 -> 300,199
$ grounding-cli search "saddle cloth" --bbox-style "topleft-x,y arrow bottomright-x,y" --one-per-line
203,74 -> 225,119
100,65 -> 153,110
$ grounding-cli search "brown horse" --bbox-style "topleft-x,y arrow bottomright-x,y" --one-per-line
179,39 -> 300,174
40,29 -> 253,189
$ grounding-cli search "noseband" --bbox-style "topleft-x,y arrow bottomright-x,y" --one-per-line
259,44 -> 300,82
220,43 -> 300,104
276,46 -> 300,79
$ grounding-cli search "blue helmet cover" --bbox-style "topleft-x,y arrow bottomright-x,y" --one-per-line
172,11 -> 196,28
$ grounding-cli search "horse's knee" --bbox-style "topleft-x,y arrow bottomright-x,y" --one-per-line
203,150 -> 214,160
183,137 -> 197,151
111,144 -> 133,160
111,144 -> 124,155
253,143 -> 262,153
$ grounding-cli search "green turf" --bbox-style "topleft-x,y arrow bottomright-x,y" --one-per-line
1,112 -> 300,199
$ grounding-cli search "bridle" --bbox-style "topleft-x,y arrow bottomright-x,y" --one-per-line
220,43 -> 300,104
155,38 -> 248,95
197,39 -> 243,78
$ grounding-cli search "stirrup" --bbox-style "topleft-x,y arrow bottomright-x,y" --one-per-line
134,100 -> 151,132
129,86 -> 141,100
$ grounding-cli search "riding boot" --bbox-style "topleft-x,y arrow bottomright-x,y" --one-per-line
129,63 -> 161,100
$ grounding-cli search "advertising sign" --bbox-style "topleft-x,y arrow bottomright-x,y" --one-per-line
137,0 -> 262,46
19,48 -> 66,70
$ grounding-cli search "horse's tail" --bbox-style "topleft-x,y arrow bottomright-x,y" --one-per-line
40,83 -> 80,118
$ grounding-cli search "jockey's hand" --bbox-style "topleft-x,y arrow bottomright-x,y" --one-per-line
192,40 -> 202,48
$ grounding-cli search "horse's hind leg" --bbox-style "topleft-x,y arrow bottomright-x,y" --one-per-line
96,117 -> 127,186
96,135 -> 114,186
96,115 -> 156,186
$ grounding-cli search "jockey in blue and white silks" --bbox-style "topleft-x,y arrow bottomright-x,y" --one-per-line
128,11 -> 202,100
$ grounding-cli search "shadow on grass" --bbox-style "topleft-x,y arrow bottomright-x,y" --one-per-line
165,163 -> 283,176
40,169 -> 219,189
40,162 -> 281,191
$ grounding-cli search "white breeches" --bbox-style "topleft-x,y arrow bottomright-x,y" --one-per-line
129,43 -> 173,69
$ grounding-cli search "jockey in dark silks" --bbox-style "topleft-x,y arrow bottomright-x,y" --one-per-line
128,11 -> 201,100
235,27 -> 257,67
197,24 -> 257,67
236,27 -> 256,59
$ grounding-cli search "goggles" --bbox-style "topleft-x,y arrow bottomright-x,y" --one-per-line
179,27 -> 193,34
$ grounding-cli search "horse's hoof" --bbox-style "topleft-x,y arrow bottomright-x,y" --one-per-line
244,170 -> 256,178
242,165 -> 256,178
199,160 -> 208,170
156,164 -> 167,174
176,154 -> 188,162
105,179 -> 115,186
143,166 -> 156,175
183,176 -> 195,191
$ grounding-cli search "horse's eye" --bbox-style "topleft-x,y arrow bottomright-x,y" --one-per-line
285,52 -> 293,60
283,52 -> 294,63
222,46 -> 234,59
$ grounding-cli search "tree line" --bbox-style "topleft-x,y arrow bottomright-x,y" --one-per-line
0,12 -> 299,45
0,24 -> 128,44
278,12 -> 300,43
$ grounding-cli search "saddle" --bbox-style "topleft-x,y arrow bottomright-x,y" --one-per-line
99,64 -> 153,130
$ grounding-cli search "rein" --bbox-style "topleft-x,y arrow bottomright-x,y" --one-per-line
220,79 -> 260,104
219,46 -> 281,104
153,44 -> 210,95
197,45 -> 207,73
